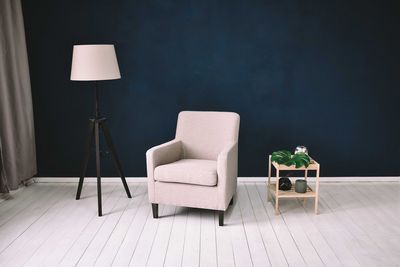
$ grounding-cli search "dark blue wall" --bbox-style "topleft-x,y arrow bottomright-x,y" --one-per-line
22,0 -> 400,177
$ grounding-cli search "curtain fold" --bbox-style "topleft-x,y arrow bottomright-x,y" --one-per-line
0,0 -> 37,193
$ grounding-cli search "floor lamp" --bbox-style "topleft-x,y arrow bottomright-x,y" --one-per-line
70,44 -> 131,216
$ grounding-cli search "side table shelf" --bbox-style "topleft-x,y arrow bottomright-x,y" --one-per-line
267,155 -> 320,215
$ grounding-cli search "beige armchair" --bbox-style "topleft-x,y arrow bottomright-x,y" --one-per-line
146,111 -> 240,226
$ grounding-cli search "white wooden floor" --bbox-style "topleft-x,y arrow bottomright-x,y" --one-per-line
0,182 -> 399,267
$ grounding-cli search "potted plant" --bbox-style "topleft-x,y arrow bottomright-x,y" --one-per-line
271,150 -> 311,168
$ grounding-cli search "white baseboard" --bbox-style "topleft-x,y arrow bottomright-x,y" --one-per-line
34,176 -> 400,183
35,177 -> 148,183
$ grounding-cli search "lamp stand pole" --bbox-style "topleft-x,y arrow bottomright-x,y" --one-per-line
75,83 -> 131,216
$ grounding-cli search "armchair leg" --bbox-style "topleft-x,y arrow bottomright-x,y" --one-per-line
152,203 -> 158,219
218,210 -> 224,226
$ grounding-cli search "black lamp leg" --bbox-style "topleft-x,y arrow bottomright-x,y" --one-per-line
76,120 -> 95,200
76,84 -> 130,217
94,122 -> 102,216
100,121 -> 132,198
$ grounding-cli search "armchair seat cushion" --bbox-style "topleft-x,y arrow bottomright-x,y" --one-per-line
154,159 -> 217,186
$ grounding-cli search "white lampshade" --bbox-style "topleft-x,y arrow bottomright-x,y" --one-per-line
70,44 -> 121,81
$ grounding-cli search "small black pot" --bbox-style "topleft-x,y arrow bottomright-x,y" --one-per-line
279,177 -> 292,191
295,180 -> 307,193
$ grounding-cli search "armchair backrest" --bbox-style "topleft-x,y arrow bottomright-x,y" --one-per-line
176,111 -> 240,160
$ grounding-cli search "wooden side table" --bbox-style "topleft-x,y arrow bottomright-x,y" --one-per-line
267,155 -> 320,215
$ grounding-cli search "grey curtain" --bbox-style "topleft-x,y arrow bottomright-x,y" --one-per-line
0,0 -> 37,193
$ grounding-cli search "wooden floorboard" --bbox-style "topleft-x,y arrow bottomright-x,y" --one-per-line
181,208 -> 201,267
95,185 -> 147,267
199,210 -> 218,267
255,184 -> 306,267
237,185 -> 270,267
0,182 -> 399,267
163,207 -> 188,267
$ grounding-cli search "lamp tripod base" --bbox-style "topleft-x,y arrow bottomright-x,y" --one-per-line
75,117 -> 131,216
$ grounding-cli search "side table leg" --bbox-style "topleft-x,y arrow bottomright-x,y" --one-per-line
304,169 -> 308,205
315,166 -> 320,214
267,155 -> 272,202
275,169 -> 280,215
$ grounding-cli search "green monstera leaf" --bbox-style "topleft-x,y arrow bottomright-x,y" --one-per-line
272,150 -> 311,168
271,150 -> 292,164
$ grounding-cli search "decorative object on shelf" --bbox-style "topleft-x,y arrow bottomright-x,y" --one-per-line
295,146 -> 308,154
271,150 -> 311,168
71,44 -> 132,217
278,177 -> 292,191
295,179 -> 307,193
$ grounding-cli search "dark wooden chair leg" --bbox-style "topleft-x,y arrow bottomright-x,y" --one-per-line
229,197 -> 234,206
152,203 -> 159,218
219,210 -> 224,226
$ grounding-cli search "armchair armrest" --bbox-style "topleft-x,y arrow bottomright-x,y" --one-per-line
217,141 -> 238,209
146,139 -> 182,203
146,139 -> 182,181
